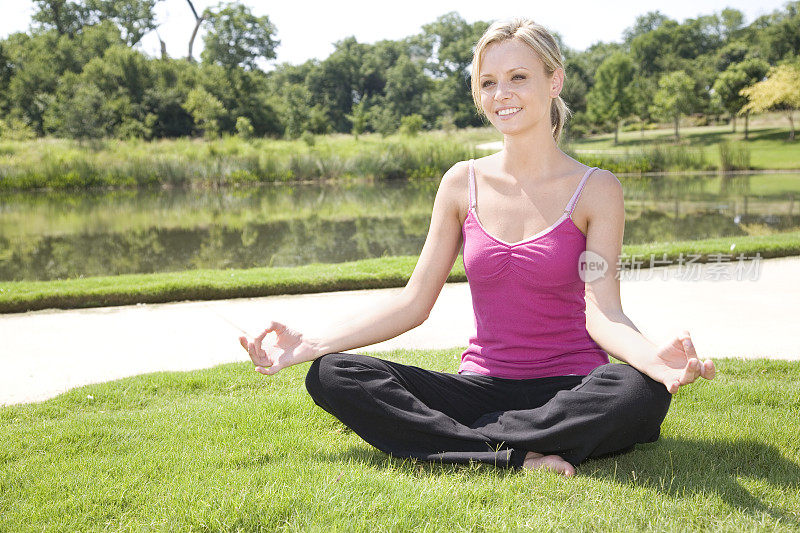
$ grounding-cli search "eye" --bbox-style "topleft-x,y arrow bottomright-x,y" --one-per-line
512,74 -> 526,80
481,80 -> 495,88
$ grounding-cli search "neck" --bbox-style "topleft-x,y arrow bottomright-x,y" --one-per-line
498,124 -> 563,181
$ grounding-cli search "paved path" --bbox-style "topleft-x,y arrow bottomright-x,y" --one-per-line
1,255 -> 798,406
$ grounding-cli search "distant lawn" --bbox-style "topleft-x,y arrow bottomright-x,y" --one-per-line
1,230 -> 798,313
1,351 -> 798,531
568,121 -> 800,170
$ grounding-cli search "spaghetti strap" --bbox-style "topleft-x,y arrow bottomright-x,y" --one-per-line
565,167 -> 598,216
468,159 -> 477,210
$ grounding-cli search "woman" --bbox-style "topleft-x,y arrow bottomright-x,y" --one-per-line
239,17 -> 716,476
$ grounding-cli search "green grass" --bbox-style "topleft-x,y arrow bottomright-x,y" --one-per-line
0,117 -> 797,191
1,230 -> 799,313
0,130 -> 491,191
1,352 -> 798,531
568,118 -> 800,171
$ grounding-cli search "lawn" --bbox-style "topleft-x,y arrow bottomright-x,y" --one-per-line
1,350 -> 798,531
567,118 -> 800,171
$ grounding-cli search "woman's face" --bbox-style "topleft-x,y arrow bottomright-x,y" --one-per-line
478,38 -> 563,136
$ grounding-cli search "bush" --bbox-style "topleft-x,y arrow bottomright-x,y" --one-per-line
236,117 -> 255,139
399,114 -> 424,136
718,141 -> 751,171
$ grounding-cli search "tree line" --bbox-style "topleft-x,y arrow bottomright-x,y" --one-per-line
0,0 -> 798,142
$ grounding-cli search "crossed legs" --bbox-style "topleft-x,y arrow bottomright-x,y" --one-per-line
304,352 -> 671,472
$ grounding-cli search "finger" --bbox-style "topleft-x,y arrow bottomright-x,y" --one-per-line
680,358 -> 701,385
255,327 -> 271,345
702,359 -> 716,380
239,336 -> 249,351
665,379 -> 679,395
248,341 -> 260,363
681,331 -> 698,358
255,363 -> 280,376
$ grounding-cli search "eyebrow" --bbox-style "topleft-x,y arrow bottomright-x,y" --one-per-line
479,67 -> 529,79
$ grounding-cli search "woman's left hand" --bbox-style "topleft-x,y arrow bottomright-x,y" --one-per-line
647,330 -> 715,394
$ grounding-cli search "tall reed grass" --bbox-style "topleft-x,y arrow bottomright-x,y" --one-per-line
718,141 -> 752,171
566,142 -> 713,174
0,135 -> 475,191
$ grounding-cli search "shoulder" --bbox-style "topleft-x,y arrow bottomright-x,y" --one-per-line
583,168 -> 623,208
435,160 -> 471,219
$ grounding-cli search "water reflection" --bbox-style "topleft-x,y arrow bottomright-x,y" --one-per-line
1,172 -> 798,281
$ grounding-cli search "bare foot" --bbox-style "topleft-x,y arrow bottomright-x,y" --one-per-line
522,451 -> 576,477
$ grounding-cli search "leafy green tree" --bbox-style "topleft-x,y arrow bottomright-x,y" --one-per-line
0,42 -> 12,114
201,2 -> 279,71
719,8 -> 745,39
44,76 -> 111,140
85,0 -> 162,46
712,58 -> 769,135
399,114 -> 423,136
563,42 -> 623,116
346,100 -> 369,139
419,13 -> 488,127
31,0 -> 91,37
741,62 -> 800,141
305,38 -> 365,133
235,116 -> 254,138
650,70 -> 696,139
623,11 -> 670,43
742,2 -> 800,63
586,52 -> 635,144
183,86 -> 225,138
628,73 -> 656,135
144,58 -> 196,137
384,55 -> 430,121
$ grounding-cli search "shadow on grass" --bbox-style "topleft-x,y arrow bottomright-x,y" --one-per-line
584,437 -> 800,526
313,437 -> 799,523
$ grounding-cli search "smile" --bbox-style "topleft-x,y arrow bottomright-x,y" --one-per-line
496,107 -> 521,118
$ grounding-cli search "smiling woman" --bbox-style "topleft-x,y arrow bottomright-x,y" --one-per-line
239,17 -> 716,477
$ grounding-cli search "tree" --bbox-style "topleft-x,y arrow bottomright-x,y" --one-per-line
33,0 -> 161,45
201,2 -> 279,71
183,86 -> 225,138
185,0 -> 204,62
586,52 -> 635,144
623,11 -> 670,43
31,0 -> 90,37
712,58 -> 769,136
628,73 -> 656,136
650,70 -> 696,139
346,100 -> 368,138
740,63 -> 800,141
85,0 -> 162,46
44,74 -> 111,140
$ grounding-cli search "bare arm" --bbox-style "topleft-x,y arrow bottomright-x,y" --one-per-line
582,170 -> 715,393
240,162 -> 469,374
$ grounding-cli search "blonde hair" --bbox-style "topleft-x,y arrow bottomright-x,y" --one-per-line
471,18 -> 571,143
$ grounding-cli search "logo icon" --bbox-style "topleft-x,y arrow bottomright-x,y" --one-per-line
579,250 -> 608,282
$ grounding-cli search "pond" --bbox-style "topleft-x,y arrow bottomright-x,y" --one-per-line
1,171 -> 799,281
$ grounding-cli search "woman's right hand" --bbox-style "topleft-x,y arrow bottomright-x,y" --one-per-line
238,320 -> 319,375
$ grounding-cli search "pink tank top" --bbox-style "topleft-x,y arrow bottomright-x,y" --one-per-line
459,159 -> 610,379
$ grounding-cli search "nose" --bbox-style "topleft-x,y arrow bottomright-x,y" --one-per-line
494,80 -> 512,101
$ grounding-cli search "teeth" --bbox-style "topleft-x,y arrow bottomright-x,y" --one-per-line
497,108 -> 521,116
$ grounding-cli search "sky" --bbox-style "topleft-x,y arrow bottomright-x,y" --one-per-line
0,0 -> 791,68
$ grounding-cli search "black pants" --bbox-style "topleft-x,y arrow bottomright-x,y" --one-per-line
305,352 -> 672,469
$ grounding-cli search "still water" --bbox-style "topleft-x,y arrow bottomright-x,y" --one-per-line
1,172 -> 799,281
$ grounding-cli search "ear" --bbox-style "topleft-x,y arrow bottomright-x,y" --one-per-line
550,67 -> 565,98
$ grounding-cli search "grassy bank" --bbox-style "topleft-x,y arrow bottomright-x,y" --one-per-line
0,132 -> 480,191
2,230 -> 798,314
1,118 -> 798,191
1,352 -> 798,531
568,116 -> 800,173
